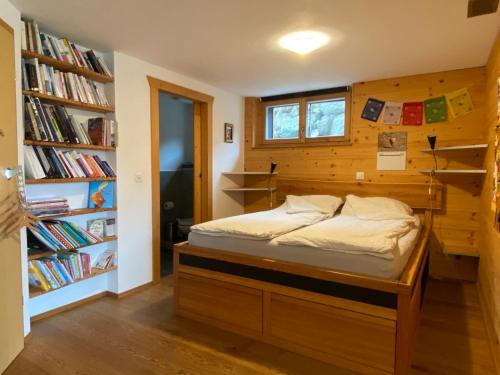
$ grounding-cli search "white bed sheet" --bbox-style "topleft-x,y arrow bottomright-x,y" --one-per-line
188,218 -> 421,279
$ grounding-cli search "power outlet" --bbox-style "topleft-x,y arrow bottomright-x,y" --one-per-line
356,171 -> 365,181
134,172 -> 143,183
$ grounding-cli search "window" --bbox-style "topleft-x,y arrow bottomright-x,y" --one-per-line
257,91 -> 351,147
266,103 -> 299,140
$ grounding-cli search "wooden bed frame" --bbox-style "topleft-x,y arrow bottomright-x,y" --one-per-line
173,179 -> 443,375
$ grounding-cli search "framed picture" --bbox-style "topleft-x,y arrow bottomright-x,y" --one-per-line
224,123 -> 234,143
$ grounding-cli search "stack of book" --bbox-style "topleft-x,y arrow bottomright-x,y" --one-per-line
24,145 -> 116,180
88,118 -> 117,147
28,220 -> 103,251
26,198 -> 69,217
22,58 -> 110,106
25,97 -> 87,144
28,253 -> 91,292
22,19 -> 112,77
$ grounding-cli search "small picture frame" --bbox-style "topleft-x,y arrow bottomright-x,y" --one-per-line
224,123 -> 234,143
87,218 -> 106,238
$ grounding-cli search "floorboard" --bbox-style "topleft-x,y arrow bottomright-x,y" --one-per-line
5,278 -> 496,375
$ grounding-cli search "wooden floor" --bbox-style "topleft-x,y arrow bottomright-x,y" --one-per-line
5,278 -> 496,375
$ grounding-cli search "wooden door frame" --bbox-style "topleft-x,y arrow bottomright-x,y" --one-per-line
148,76 -> 214,283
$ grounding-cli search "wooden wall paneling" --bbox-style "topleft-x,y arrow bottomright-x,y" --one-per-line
478,30 -> 500,373
244,68 -> 487,280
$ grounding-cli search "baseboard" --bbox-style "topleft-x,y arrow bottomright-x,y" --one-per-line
477,281 -> 500,375
30,291 -> 108,322
107,282 -> 153,299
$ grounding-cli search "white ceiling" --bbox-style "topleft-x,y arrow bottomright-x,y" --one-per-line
10,0 -> 500,96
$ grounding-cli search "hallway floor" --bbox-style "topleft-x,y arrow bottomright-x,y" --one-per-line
5,278 -> 496,375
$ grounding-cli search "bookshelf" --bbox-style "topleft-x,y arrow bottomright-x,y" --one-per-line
24,139 -> 115,151
23,90 -> 114,113
22,49 -> 113,83
26,177 -> 116,184
21,18 -> 118,319
29,266 -> 117,298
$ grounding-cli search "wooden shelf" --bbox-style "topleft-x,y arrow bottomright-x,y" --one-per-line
35,207 -> 117,220
442,246 -> 480,257
23,90 -> 114,113
223,172 -> 278,176
29,266 -> 117,298
26,176 -> 116,184
419,169 -> 487,174
28,236 -> 117,260
223,187 -> 277,192
420,144 -> 488,152
24,139 -> 115,151
22,49 -> 113,83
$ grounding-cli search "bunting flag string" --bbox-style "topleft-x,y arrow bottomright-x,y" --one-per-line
361,87 -> 473,125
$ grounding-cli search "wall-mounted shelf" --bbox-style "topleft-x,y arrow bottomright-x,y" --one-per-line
24,140 -> 115,151
22,49 -> 113,83
223,187 -> 277,192
34,207 -> 117,220
27,235 -> 118,260
222,171 -> 278,176
442,246 -> 480,258
420,144 -> 488,152
23,90 -> 114,113
29,266 -> 117,298
26,177 -> 116,184
419,169 -> 487,174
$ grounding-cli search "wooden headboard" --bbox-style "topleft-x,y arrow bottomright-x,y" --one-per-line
276,178 -> 443,210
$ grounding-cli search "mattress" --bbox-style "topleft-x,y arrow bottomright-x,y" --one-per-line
187,218 -> 421,279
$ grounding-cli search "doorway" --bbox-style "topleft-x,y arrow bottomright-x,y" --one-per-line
148,77 -> 213,282
158,92 -> 194,276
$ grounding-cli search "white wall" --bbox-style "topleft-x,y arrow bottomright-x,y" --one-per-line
0,0 -> 30,336
113,52 -> 244,293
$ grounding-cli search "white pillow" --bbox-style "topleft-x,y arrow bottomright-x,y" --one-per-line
341,194 -> 414,221
286,195 -> 343,217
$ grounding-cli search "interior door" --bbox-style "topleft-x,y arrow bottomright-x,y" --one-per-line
0,17 -> 25,372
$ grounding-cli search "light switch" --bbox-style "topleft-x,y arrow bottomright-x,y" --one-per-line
134,172 -> 143,183
356,171 -> 365,181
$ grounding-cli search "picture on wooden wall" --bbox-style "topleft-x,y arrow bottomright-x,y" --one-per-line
381,102 -> 403,124
446,88 -> 473,118
377,131 -> 407,152
224,123 -> 234,143
402,102 -> 423,125
424,96 -> 448,123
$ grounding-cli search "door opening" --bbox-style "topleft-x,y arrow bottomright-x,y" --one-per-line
158,93 -> 194,276
148,77 -> 213,283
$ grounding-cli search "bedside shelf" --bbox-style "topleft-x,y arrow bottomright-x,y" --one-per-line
223,171 -> 278,176
420,144 -> 488,152
442,246 -> 480,257
419,169 -> 487,174
223,187 -> 277,192
24,140 -> 115,151
29,266 -> 117,298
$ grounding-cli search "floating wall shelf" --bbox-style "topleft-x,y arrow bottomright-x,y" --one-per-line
419,169 -> 487,174
420,144 -> 488,152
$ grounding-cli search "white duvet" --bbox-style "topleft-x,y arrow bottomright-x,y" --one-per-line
273,214 -> 421,259
190,204 -> 330,240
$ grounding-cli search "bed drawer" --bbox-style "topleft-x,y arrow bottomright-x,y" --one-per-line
268,293 -> 396,374
177,273 -> 263,333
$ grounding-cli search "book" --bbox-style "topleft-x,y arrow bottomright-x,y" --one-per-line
105,218 -> 116,236
87,219 -> 106,237
94,250 -> 116,270
88,181 -> 114,209
446,88 -> 473,118
361,98 -> 385,122
381,102 -> 403,125
424,96 -> 447,123
402,102 -> 423,126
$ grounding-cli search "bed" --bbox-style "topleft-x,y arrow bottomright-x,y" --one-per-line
173,178 -> 443,375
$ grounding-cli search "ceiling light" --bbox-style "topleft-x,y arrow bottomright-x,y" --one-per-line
278,30 -> 330,55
